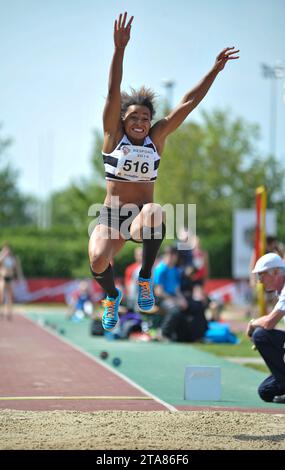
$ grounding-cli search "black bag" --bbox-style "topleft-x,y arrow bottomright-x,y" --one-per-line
120,319 -> 142,339
161,299 -> 207,342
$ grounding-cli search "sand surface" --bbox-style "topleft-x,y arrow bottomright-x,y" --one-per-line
1,409 -> 285,450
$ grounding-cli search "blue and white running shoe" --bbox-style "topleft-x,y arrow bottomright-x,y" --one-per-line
101,288 -> 122,331
137,277 -> 155,312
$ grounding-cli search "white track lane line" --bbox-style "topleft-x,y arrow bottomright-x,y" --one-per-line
23,313 -> 178,412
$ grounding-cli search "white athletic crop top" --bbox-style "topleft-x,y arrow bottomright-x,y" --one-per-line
102,135 -> 161,182
3,256 -> 15,270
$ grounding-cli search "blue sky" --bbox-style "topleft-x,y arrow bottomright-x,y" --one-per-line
1,0 -> 285,198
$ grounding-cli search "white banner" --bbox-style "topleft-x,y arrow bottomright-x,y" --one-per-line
232,209 -> 276,279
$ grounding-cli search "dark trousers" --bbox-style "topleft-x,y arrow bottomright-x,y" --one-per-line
160,297 -> 207,343
252,327 -> 285,402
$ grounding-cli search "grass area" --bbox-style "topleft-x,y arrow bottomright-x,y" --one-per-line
193,333 -> 260,358
193,333 -> 270,374
23,303 -> 67,309
243,363 -> 269,374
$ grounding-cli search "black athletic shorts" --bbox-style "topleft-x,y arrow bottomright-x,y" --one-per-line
97,205 -> 143,242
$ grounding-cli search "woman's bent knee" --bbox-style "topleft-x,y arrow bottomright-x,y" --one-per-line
143,202 -> 161,214
141,203 -> 164,226
89,252 -> 110,274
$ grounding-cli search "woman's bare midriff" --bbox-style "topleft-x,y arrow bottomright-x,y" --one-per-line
104,180 -> 154,207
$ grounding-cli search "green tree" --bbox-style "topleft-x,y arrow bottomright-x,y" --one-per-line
51,131 -> 106,232
155,109 -> 285,275
90,130 -> 105,185
0,126 -> 36,227
51,179 -> 105,232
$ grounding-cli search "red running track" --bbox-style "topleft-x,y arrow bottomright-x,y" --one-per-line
0,315 -> 172,412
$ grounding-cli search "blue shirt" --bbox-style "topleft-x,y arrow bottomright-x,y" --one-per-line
75,293 -> 91,310
154,262 -> 181,296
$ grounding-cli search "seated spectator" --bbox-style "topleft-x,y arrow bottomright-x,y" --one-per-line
67,281 -> 94,321
154,245 -> 188,307
191,236 -> 209,302
154,245 -> 207,342
176,226 -> 195,296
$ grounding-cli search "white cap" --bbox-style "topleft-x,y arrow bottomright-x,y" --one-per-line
252,252 -> 285,274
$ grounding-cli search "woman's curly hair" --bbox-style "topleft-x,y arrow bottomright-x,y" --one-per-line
121,86 -> 157,119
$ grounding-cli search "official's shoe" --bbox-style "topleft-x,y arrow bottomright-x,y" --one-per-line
273,394 -> 285,404
101,289 -> 122,331
137,277 -> 155,312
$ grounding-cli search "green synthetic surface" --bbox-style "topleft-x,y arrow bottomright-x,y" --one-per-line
28,311 -> 281,409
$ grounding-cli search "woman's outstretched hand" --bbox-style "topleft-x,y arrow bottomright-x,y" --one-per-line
114,12 -> 134,49
214,47 -> 240,71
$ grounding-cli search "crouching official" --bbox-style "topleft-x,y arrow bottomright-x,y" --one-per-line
247,253 -> 285,404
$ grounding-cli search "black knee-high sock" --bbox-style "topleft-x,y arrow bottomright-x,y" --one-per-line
90,264 -> 118,298
139,223 -> 166,279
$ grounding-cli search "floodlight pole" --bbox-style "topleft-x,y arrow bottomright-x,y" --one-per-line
261,62 -> 284,156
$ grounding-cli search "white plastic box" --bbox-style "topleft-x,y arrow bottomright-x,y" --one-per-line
184,366 -> 221,401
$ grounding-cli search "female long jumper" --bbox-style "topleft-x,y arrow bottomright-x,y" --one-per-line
89,12 -> 239,331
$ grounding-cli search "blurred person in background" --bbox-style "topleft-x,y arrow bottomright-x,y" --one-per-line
0,244 -> 23,321
191,236 -> 209,302
67,281 -> 94,322
176,226 -> 195,296
124,246 -> 143,310
154,245 -> 207,342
